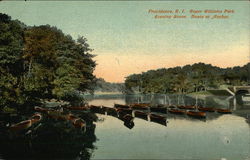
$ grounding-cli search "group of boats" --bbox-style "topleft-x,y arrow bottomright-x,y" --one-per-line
113,103 -> 232,119
61,103 -> 232,127
6,103 -> 233,132
7,106 -> 87,134
9,113 -> 42,133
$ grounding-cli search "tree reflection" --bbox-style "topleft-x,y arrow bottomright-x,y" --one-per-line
0,113 -> 98,160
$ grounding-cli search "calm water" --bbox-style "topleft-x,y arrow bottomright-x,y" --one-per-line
87,94 -> 250,160
0,94 -> 249,160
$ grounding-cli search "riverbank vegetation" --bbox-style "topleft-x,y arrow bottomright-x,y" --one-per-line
94,78 -> 125,94
0,14 -> 98,159
0,13 -> 96,113
125,63 -> 250,94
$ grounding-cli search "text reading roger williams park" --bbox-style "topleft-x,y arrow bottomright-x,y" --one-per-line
149,9 -> 235,19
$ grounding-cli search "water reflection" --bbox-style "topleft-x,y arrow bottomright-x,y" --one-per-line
125,94 -> 249,118
91,113 -> 250,160
87,94 -> 250,160
87,94 -> 250,122
0,112 -> 98,160
87,94 -> 250,124
2,94 -> 248,160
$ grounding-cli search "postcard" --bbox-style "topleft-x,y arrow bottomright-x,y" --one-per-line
0,1 -> 249,160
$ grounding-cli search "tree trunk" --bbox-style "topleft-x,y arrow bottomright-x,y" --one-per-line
28,58 -> 33,76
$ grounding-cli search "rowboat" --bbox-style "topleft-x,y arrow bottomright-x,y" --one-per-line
89,105 -> 106,114
34,106 -> 49,113
150,107 -> 167,113
216,108 -> 232,114
134,111 -> 148,120
168,105 -> 176,109
122,114 -> 134,122
157,104 -> 167,108
104,107 -> 118,116
72,118 -> 86,130
114,104 -> 130,109
117,108 -> 133,119
30,113 -> 42,123
177,105 -> 196,110
66,113 -> 78,121
9,120 -> 32,132
168,108 -> 186,114
187,111 -> 206,118
198,107 -> 215,112
122,114 -> 135,129
117,108 -> 133,114
123,121 -> 135,129
150,115 -> 167,126
64,106 -> 89,111
130,103 -> 150,107
47,110 -> 68,121
130,104 -> 149,110
150,113 -> 166,121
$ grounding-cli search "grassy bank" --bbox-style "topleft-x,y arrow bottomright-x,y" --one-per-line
93,91 -> 123,95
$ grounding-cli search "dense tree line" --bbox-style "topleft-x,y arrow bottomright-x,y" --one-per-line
0,13 -> 96,112
94,78 -> 125,93
125,63 -> 250,94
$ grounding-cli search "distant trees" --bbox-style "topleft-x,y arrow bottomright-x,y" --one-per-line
0,13 -> 96,112
125,63 -> 250,94
94,78 -> 125,93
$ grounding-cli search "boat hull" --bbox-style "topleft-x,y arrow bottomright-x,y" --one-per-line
198,107 -> 215,112
187,111 -> 206,119
150,107 -> 167,113
168,109 -> 186,114
216,109 -> 232,114
114,104 -> 130,109
134,111 -> 148,120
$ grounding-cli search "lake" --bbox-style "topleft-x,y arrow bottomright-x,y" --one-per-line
86,94 -> 250,160
0,94 -> 249,160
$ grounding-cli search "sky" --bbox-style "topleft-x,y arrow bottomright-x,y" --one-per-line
0,1 -> 249,82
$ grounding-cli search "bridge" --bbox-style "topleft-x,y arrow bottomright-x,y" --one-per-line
227,86 -> 250,96
208,86 -> 250,96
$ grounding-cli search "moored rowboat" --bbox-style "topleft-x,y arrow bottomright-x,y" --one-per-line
89,105 -> 106,114
130,103 -> 150,107
150,107 -> 167,113
30,113 -> 42,123
177,105 -> 196,110
198,107 -> 215,112
150,113 -> 166,121
103,106 -> 118,116
65,106 -> 89,111
9,120 -> 32,132
216,108 -> 232,114
122,114 -> 134,122
168,105 -> 176,109
34,106 -> 49,113
168,109 -> 186,114
187,111 -> 206,118
114,104 -> 130,109
134,111 -> 148,120
130,104 -> 149,110
117,108 -> 133,116
72,118 -> 86,129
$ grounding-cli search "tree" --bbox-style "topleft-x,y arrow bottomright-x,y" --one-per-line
0,13 -> 26,110
125,62 -> 250,94
0,14 -> 96,112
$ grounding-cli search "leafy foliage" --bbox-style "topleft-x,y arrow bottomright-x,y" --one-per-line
125,63 -> 250,94
94,78 -> 125,93
0,13 -> 96,112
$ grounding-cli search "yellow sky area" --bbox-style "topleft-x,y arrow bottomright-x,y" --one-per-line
93,46 -> 249,83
